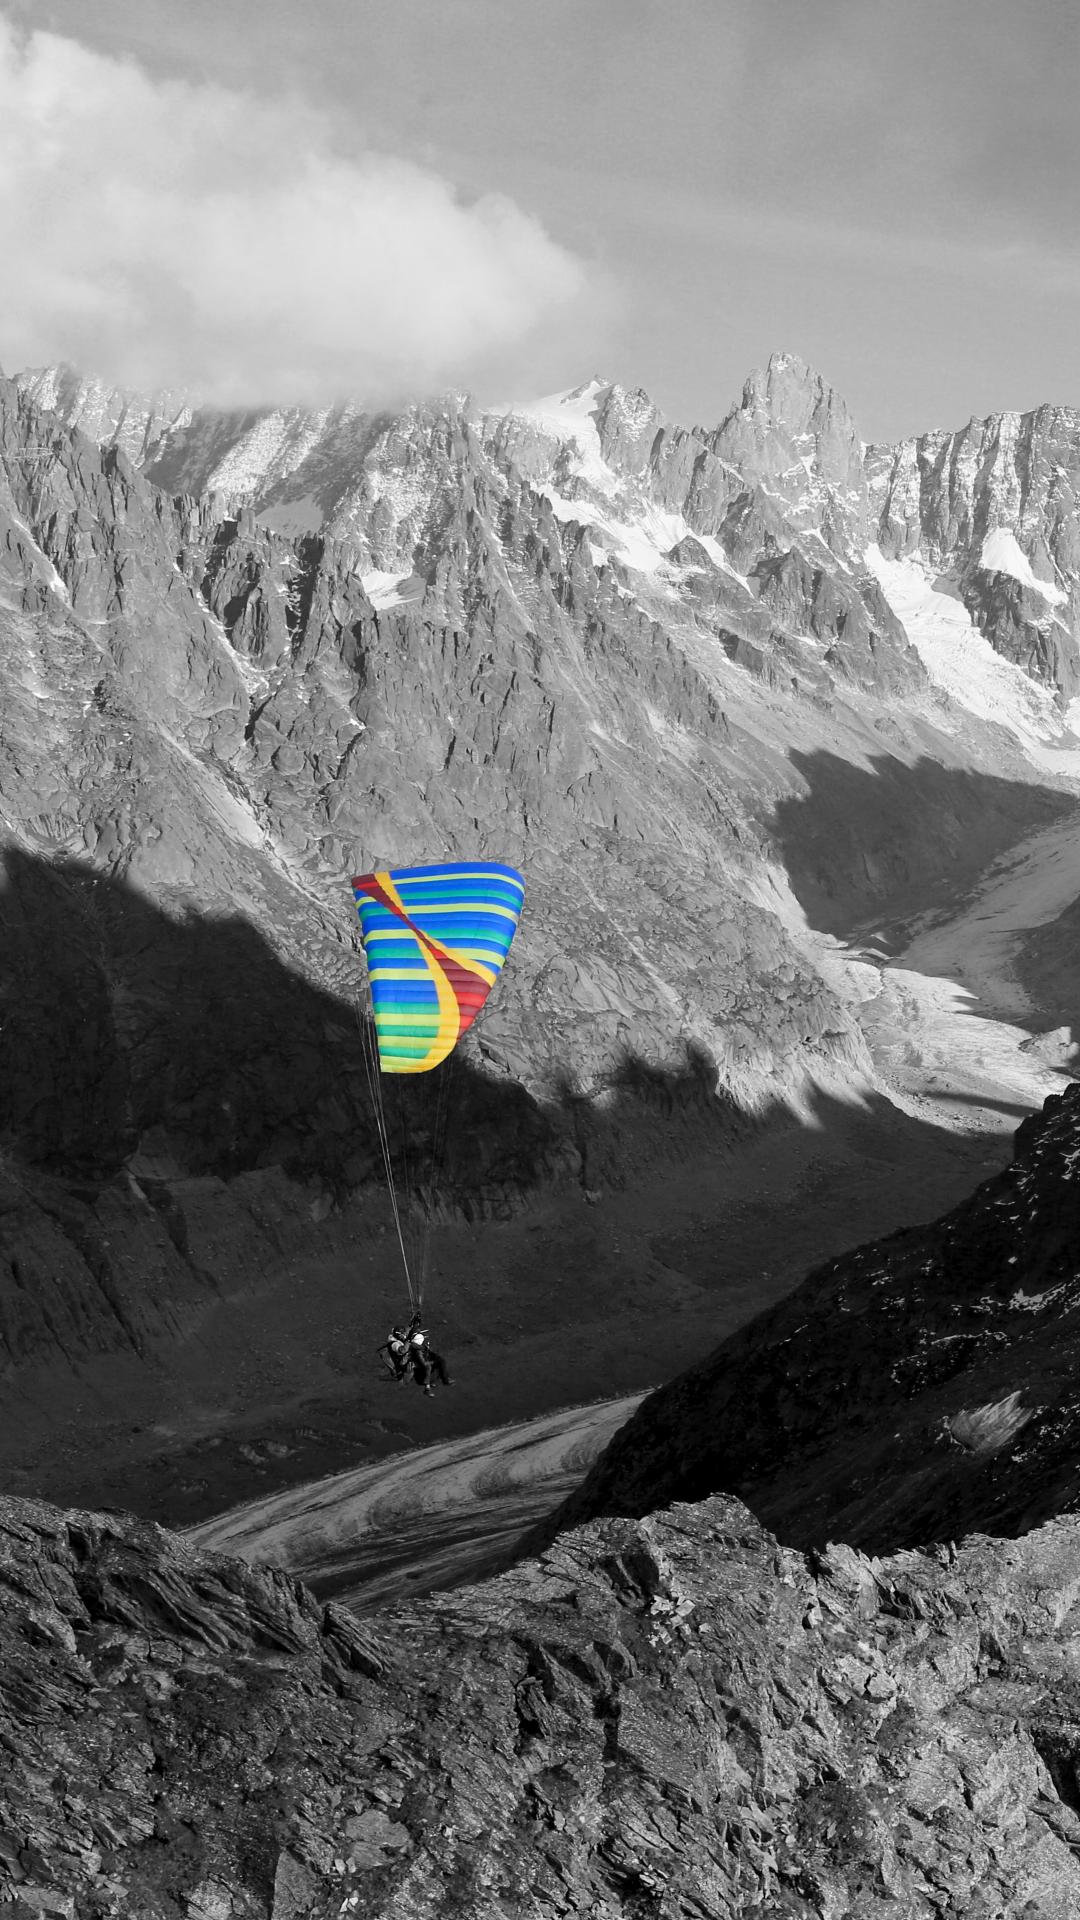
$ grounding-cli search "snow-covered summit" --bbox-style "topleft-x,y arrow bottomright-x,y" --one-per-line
499,375 -> 610,439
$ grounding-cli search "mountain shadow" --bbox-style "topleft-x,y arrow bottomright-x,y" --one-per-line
0,845 -> 570,1464
1014,890 -> 1080,1034
0,845 -> 559,1196
769,746 -> 1075,943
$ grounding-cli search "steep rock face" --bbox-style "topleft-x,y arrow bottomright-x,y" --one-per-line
0,384 -> 248,758
960,562 -> 1077,694
539,1081 -> 1080,1557
709,351 -> 870,561
867,406 -> 1080,701
749,548 -> 914,696
4,1491 -> 1080,1917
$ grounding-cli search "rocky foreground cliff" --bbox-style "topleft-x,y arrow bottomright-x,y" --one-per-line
7,1486 -> 1080,1919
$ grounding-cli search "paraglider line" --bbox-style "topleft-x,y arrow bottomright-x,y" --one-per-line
354,986 -> 418,1311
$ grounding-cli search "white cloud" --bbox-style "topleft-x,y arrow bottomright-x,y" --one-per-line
0,23 -> 594,404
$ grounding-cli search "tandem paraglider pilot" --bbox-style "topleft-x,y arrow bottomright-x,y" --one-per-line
352,859 -> 525,1394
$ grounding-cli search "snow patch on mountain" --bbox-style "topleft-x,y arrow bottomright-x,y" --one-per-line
542,489 -> 747,586
24,365 -> 61,413
501,378 -> 612,488
4,511 -> 72,604
360,568 -> 424,609
539,488 -> 676,573
867,548 -> 1080,768
205,414 -> 293,495
499,381 -> 748,584
979,526 -> 1067,604
206,408 -> 334,497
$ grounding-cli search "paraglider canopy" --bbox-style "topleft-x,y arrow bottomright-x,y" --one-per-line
351,861 -> 525,1073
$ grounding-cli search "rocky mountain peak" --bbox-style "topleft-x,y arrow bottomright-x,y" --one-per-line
590,380 -> 663,475
744,349 -> 851,426
727,350 -> 853,450
707,350 -> 868,560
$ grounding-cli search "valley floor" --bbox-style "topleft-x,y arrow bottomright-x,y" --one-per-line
188,1393 -> 647,1611
5,1099 -> 1005,1535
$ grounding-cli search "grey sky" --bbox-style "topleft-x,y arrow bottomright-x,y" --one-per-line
4,0 -> 1079,437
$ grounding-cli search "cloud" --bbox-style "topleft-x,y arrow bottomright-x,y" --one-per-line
0,22 -> 595,405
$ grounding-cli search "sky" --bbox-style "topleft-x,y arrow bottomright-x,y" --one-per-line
1,0 -> 1078,439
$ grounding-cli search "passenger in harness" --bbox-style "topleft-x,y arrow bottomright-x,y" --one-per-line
378,1325 -> 411,1383
406,1310 -> 452,1396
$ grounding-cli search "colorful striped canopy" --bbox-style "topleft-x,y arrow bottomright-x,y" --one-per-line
351,861 -> 525,1073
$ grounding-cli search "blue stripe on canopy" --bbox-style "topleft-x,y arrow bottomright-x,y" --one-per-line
351,859 -> 525,1074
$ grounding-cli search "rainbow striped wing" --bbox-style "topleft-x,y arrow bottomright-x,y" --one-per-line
351,861 -> 525,1073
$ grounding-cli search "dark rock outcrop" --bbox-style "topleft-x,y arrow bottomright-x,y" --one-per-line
961,563 -> 1078,697
5,1489 -> 1080,1916
537,1081 -> 1080,1558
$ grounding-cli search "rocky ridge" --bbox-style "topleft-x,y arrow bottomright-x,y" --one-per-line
6,1486 -> 1080,1917
23,351 -> 1080,705
536,1079 -> 1080,1561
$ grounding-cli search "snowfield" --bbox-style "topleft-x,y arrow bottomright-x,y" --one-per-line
499,381 -> 745,582
360,567 -> 424,609
979,526 -> 1067,604
868,547 -> 1080,774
